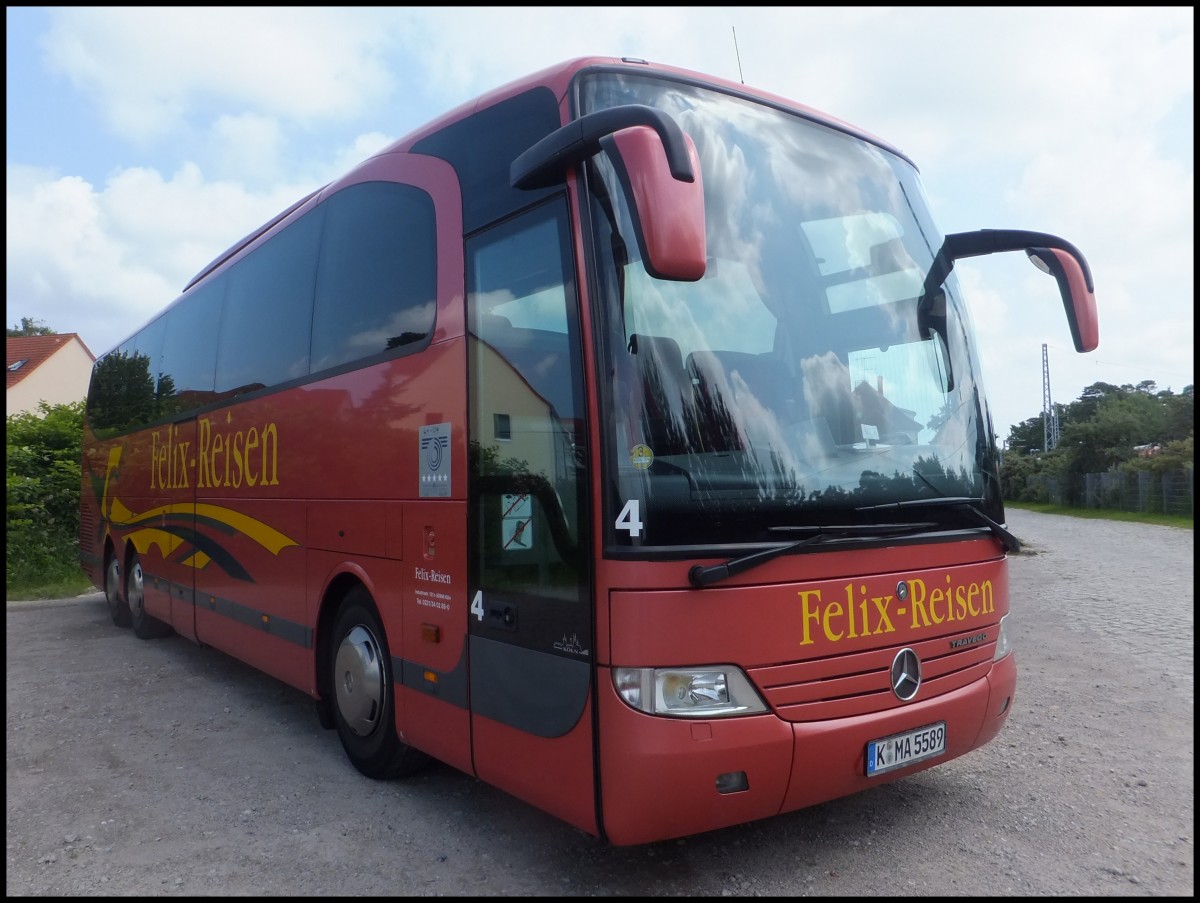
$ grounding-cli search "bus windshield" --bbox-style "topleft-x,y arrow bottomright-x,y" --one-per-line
581,72 -> 998,549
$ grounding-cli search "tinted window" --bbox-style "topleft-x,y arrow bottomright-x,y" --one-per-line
130,315 -> 166,378
86,346 -> 157,434
412,87 -> 559,233
467,199 -> 587,601
311,182 -> 436,372
158,279 -> 222,411
215,210 -> 322,396
88,174 -> 445,432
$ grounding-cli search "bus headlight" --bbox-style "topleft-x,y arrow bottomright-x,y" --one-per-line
613,666 -> 769,717
993,613 -> 1013,661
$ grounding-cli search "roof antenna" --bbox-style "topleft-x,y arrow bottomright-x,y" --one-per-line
732,26 -> 744,84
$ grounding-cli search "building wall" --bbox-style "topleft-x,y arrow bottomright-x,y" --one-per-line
7,340 -> 93,415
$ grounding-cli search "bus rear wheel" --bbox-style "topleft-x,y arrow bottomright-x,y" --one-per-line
126,552 -> 172,640
329,587 -> 428,780
105,552 -> 132,628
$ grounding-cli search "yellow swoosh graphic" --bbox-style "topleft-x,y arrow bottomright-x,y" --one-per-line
110,502 -> 298,555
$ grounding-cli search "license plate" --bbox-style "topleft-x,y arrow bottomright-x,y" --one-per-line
866,722 -> 946,776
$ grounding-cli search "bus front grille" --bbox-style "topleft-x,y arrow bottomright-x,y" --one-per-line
747,626 -> 999,722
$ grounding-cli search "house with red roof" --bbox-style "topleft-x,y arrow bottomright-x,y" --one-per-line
6,333 -> 95,416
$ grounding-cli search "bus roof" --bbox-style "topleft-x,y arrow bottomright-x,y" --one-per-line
181,56 -> 908,312
377,55 -> 907,163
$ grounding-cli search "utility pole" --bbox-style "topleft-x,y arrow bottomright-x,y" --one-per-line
1041,343 -> 1059,452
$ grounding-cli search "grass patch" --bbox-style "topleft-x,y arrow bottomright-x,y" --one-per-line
6,569 -> 97,602
1006,501 -> 1193,530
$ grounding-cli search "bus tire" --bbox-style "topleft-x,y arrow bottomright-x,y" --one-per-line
126,551 -> 173,640
105,550 -> 132,628
329,587 -> 429,780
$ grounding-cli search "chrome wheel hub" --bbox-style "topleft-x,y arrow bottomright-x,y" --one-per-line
334,625 -> 384,737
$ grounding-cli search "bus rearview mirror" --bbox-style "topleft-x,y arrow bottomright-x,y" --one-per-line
1024,247 -> 1099,353
600,126 -> 707,282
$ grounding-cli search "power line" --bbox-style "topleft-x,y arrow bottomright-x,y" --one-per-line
1043,343 -> 1194,382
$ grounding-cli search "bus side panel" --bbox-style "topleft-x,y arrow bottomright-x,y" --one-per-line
596,672 -> 795,846
471,698 -> 599,838
192,496 -> 309,691
397,499 -> 473,776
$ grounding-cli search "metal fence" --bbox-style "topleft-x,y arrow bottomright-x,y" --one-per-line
1023,469 -> 1194,517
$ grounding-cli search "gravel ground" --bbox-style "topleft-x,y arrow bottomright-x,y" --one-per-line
6,509 -> 1194,896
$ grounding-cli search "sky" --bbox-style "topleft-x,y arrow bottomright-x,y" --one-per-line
6,6 -> 1194,440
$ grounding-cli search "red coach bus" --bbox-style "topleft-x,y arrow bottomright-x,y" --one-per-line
80,56 -> 1098,845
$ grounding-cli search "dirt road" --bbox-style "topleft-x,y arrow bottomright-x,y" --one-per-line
6,509 -> 1194,895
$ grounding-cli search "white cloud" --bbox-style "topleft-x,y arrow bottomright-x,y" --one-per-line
7,161 -> 318,354
7,166 -> 173,351
42,7 -> 399,144
206,113 -> 286,182
326,132 -> 397,180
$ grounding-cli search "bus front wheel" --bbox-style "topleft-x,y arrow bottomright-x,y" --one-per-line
329,587 -> 428,780
105,552 -> 132,628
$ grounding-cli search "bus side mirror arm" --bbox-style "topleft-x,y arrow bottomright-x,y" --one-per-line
510,104 -> 694,190
511,104 -> 707,283
918,229 -> 1099,354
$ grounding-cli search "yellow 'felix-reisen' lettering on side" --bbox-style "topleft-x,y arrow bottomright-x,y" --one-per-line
797,577 -> 994,645
150,415 -> 280,490
198,416 -> 279,489
150,424 -> 192,490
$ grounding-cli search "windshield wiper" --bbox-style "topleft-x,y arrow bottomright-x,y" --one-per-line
856,497 -> 1020,553
687,522 -> 936,588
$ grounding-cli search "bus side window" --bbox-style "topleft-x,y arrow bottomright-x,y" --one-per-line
157,278 -> 222,413
216,209 -> 322,397
466,199 -> 588,606
311,182 -> 438,374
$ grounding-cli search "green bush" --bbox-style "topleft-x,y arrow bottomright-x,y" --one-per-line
6,400 -> 94,597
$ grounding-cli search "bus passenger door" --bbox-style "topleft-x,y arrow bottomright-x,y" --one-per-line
465,199 -> 597,837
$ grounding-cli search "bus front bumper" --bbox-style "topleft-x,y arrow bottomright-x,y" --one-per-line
596,653 -> 1016,846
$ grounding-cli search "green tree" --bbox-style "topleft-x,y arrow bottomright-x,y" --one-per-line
1005,415 -> 1046,456
1155,435 -> 1194,472
1065,381 -> 1124,424
6,400 -> 87,593
1161,385 -> 1194,442
1056,392 -> 1157,473
7,317 -> 56,336
1001,379 -> 1193,509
